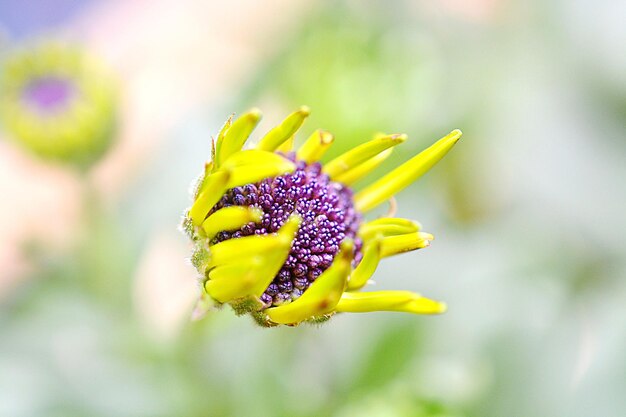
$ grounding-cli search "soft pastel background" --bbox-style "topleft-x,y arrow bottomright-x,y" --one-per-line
1,1 -> 625,416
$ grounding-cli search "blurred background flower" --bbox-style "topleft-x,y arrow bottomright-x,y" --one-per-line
0,1 -> 625,417
0,41 -> 116,166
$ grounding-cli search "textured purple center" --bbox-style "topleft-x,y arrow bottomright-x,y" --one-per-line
210,153 -> 362,308
22,76 -> 75,113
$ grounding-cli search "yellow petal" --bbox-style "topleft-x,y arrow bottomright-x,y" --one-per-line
296,129 -> 335,163
220,150 -> 295,188
257,106 -> 310,152
206,243 -> 292,302
355,129 -> 462,212
189,170 -> 231,226
193,149 -> 289,227
220,149 -> 290,169
205,215 -> 301,302
217,114 -> 233,141
202,206 -> 263,240
265,239 -> 355,324
193,161 -> 214,199
212,114 -> 233,169
333,147 -> 392,185
359,218 -> 422,242
215,109 -> 262,167
208,214 -> 300,268
347,238 -> 381,291
380,232 -> 434,258
336,291 -> 447,314
208,232 -> 282,269
323,134 -> 406,179
275,136 -> 294,153
205,259 -> 263,303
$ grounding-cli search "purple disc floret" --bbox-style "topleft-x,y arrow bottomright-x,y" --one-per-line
210,153 -> 363,307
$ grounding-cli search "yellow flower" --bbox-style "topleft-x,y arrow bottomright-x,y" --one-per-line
0,41 -> 117,167
184,107 -> 461,327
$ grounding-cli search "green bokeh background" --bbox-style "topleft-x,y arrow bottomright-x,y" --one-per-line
1,1 -> 624,416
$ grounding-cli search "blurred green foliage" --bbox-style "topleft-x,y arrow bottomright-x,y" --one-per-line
1,1 -> 625,417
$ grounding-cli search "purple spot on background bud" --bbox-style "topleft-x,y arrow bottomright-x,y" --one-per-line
210,155 -> 362,307
22,76 -> 75,114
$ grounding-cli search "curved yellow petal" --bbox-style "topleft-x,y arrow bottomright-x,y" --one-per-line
208,214 -> 300,268
323,133 -> 406,179
336,291 -> 447,314
359,218 -> 422,241
215,109 -> 262,167
220,150 -> 295,188
205,259 -> 263,303
189,170 -> 231,226
380,232 -> 434,258
193,161 -> 214,199
205,242 -> 290,303
191,149 -> 291,227
204,215 -> 301,303
347,238 -> 382,291
257,106 -> 310,151
333,147 -> 392,185
275,136 -> 294,153
212,114 -> 233,168
296,129 -> 334,163
355,129 -> 462,212
202,206 -> 263,240
265,239 -> 355,324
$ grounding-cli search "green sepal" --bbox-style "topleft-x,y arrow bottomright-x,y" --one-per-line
251,311 -> 280,328
304,313 -> 334,326
230,295 -> 265,316
190,244 -> 210,277
180,212 -> 195,239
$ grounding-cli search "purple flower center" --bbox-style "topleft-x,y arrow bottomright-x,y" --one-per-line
210,153 -> 363,308
22,76 -> 75,113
